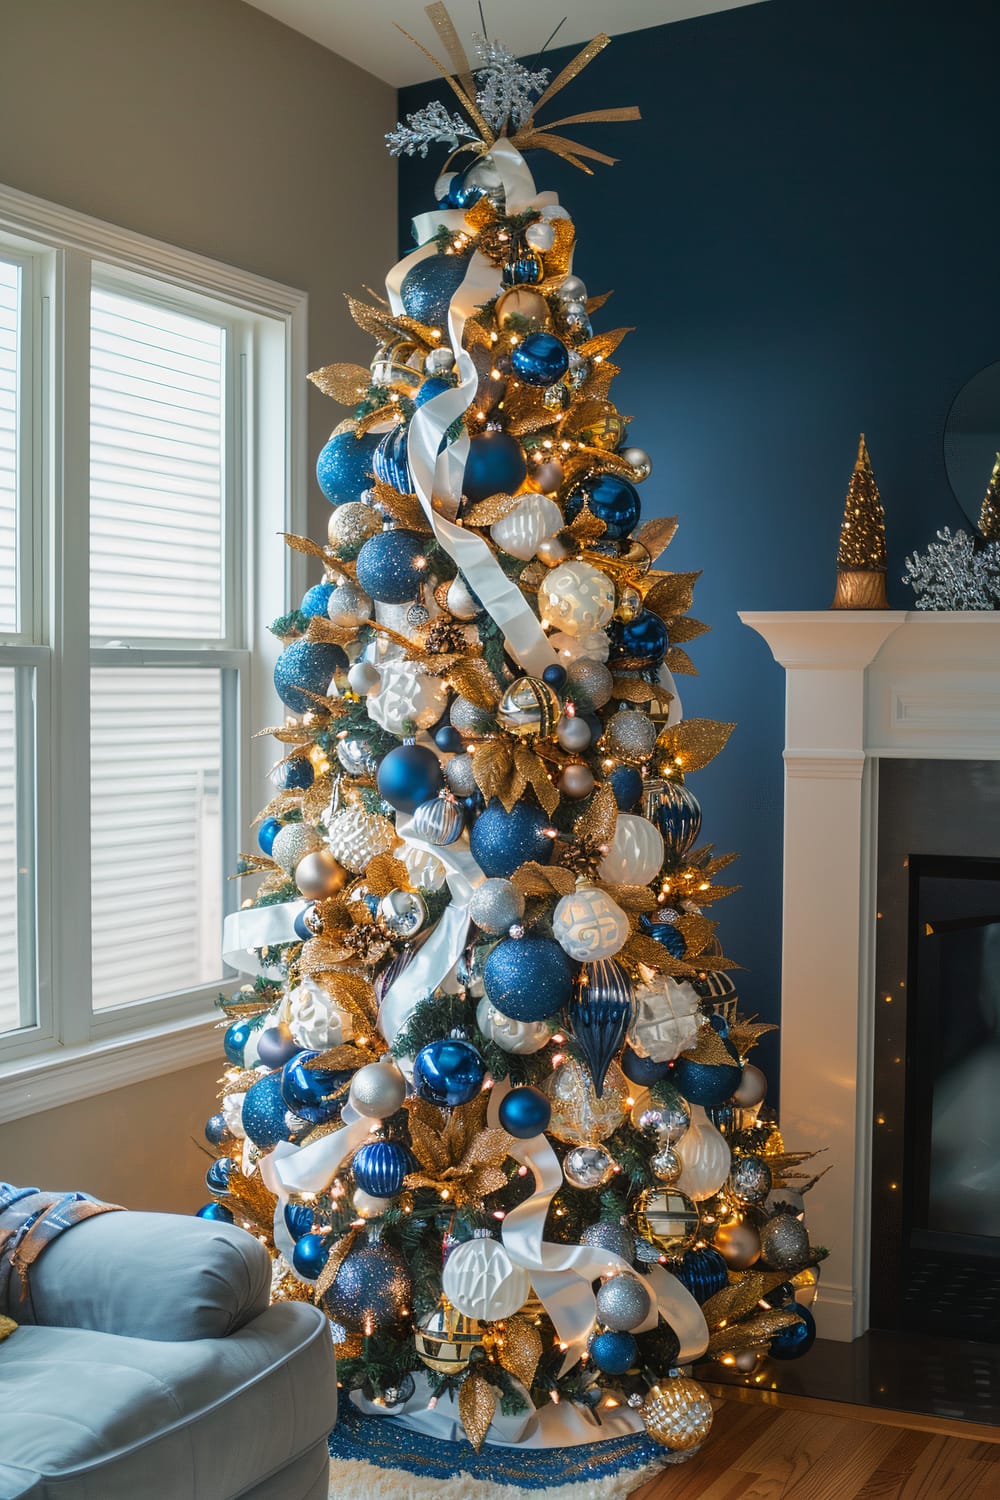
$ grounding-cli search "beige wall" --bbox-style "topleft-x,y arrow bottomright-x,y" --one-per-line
0,0 -> 397,1209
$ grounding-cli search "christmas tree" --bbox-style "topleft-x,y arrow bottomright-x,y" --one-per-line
201,14 -> 824,1463
832,433 -> 889,608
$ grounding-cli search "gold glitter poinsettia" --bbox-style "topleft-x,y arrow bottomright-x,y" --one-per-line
403,1093 -> 510,1207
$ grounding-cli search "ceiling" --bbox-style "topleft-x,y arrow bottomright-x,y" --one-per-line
242,0 -> 766,87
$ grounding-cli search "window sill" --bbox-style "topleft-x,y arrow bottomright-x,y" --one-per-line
0,1010 -> 221,1125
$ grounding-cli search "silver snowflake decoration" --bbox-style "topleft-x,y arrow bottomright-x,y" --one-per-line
386,101 -> 476,158
902,527 -> 1000,610
472,35 -> 550,132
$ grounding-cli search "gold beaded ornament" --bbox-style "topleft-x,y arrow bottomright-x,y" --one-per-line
640,1376 -> 714,1451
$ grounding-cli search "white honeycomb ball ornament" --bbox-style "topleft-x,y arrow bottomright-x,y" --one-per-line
476,997 -> 550,1054
365,659 -> 449,735
442,1237 -> 531,1321
325,806 -> 397,873
538,561 -> 615,637
490,493 -> 563,562
552,883 -> 630,961
399,841 -> 447,892
598,813 -> 665,885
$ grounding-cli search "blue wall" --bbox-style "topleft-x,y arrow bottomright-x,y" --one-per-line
398,0 -> 1000,1091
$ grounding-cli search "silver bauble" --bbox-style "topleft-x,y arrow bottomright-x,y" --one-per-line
446,575 -> 482,620
564,1144 -> 617,1189
537,534 -> 572,568
524,220 -> 556,252
580,1220 -> 635,1264
604,709 -> 658,764
732,1063 -> 768,1108
444,752 -> 478,798
619,447 -> 652,483
559,763 -> 596,799
565,657 -> 614,709
651,1145 -> 682,1184
729,1154 -> 772,1205
378,888 -> 429,941
531,458 -> 565,494
760,1213 -> 811,1271
347,661 -> 381,695
327,582 -> 373,628
424,346 -> 456,375
450,695 -> 495,735
349,1060 -> 407,1119
556,714 -> 592,752
337,734 -> 378,775
328,502 -> 380,549
270,823 -> 323,873
411,796 -> 464,847
352,1187 -> 389,1219
557,274 -> 588,302
468,877 -> 525,935
596,1273 -> 652,1332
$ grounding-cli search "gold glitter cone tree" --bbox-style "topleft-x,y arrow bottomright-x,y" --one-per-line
831,434 -> 889,608
979,453 -> 1000,541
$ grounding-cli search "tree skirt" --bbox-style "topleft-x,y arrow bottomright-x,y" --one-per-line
327,1401 -> 675,1498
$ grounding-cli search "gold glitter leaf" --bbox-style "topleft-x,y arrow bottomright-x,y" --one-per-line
573,782 -> 618,848
602,882 -> 658,912
667,616 -> 711,645
636,516 -> 679,563
459,1369 -> 498,1452
0,1316 -> 18,1341
344,295 -> 401,345
308,363 -> 371,405
513,744 -> 560,817
643,572 -> 701,620
281,532 -> 326,561
675,913 -> 715,957
565,502 -> 608,547
705,1308 -> 801,1357
578,327 -> 633,363
304,616 -> 356,648
448,659 -> 501,711
686,1024 -> 737,1067
224,1166 -> 278,1232
511,862 -> 576,899
701,1269 -> 796,1329
306,1044 -> 370,1072
728,1020 -> 778,1056
666,646 -> 698,677
462,492 -> 523,527
620,933 -> 695,976
496,1316 -> 542,1389
656,720 -> 736,775
586,291 -> 614,314
609,675 -> 674,709
470,739 -> 515,808
365,854 -> 411,897
315,1229 -> 358,1299
231,854 -> 281,878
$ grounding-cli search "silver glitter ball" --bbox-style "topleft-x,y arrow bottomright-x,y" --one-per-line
444,752 -> 478,798
328,501 -> 381,549
468,877 -> 525,935
449,695 -> 496,735
337,735 -> 378,775
596,1272 -> 652,1331
378,888 -> 429,941
604,709 -> 658,764
424,346 -> 456,374
327,582 -> 373,628
563,1145 -> 616,1190
349,1060 -> 407,1119
760,1213 -> 811,1271
651,1146 -> 682,1184
730,1154 -> 773,1205
580,1220 -> 635,1264
565,658 -> 614,710
270,823 -> 323,873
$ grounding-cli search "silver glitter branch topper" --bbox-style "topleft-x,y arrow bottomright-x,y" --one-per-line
386,100 -> 477,158
902,527 -> 1000,609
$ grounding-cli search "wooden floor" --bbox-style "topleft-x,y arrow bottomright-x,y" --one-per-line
631,1397 -> 1000,1500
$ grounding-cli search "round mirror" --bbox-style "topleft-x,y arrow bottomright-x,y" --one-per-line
943,361 -> 1000,529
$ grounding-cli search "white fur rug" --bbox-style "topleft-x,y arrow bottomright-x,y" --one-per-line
327,1458 -> 659,1499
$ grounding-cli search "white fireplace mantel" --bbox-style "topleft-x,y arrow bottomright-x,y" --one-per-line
739,610 -> 1000,1341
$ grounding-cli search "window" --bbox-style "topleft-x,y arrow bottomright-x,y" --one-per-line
0,184 -> 307,1111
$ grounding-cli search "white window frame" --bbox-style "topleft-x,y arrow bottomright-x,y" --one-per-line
0,183 -> 308,1123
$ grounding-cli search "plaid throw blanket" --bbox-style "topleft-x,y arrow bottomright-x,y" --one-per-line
0,1183 -> 123,1314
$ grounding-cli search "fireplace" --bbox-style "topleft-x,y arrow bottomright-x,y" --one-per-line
740,611 -> 1000,1342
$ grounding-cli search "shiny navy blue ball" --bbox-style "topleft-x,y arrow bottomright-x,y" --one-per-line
274,640 -> 347,714
621,1045 -> 673,1086
284,1203 -> 315,1241
241,1071 -> 290,1149
352,1140 -> 417,1198
258,817 -> 282,856
223,1018 -> 259,1067
412,1039 -> 486,1107
205,1158 -> 233,1193
565,473 -> 641,541
292,1232 -> 330,1280
483,935 -> 576,1022
542,663 -> 567,690
415,376 -> 453,407
293,903 -> 317,941
196,1202 -> 234,1223
675,1246 -> 729,1305
434,724 -> 464,754
589,1330 -> 638,1374
280,1051 -> 352,1125
355,530 -> 428,604
462,431 -> 527,505
274,757 -> 314,791
204,1113 -> 229,1147
639,914 -> 688,960
608,765 -> 643,811
608,610 -> 670,669
498,1086 -> 551,1139
316,429 -> 380,506
511,332 -> 569,387
440,162 -> 489,208
300,582 -> 335,618
373,426 -> 411,494
400,253 -> 471,326
256,1026 -> 302,1070
377,743 -> 444,813
469,797 -> 554,878
672,1039 -> 742,1107
769,1303 -> 816,1360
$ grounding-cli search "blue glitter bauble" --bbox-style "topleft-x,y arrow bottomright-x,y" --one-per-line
274,757 -> 315,791
413,1039 -> 486,1107
205,1157 -> 233,1193
258,817 -> 282,856
608,610 -> 670,669
769,1303 -> 816,1360
639,913 -> 688,959
352,1140 -> 417,1198
589,1330 -> 637,1374
204,1113 -> 228,1146
565,473 -> 641,541
292,1231 -> 330,1280
377,743 -> 444,813
400,253 -> 471,327
415,376 -> 453,407
316,428 -> 380,506
462,431 -> 527,504
373,425 -> 411,494
608,765 -> 643,811
469,797 -> 554,878
284,1203 -> 315,1241
511,332 -> 569,387
274,639 -> 347,713
621,1045 -> 673,1085
355,530 -> 428,604
672,1038 -> 742,1106
223,1017 -> 260,1067
196,1202 -> 234,1223
324,1240 -> 412,1334
280,1051 -> 352,1125
256,1025 -> 302,1070
483,936 -> 576,1022
675,1246 -> 729,1305
300,581 -> 336,618
241,1071 -> 290,1149
498,1086 -> 551,1139
542,663 -> 567,690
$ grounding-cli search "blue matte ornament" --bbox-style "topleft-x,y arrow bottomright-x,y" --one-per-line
280,1051 -> 352,1125
373,426 -> 411,494
284,1203 -> 315,1241
292,1232 -> 331,1280
205,1158 -> 233,1193
469,797 -> 554,878
769,1303 -> 816,1360
671,1037 -> 742,1107
352,1140 -> 417,1198
639,913 -> 688,960
565,473 -> 641,541
316,428 -> 380,506
258,817 -> 282,856
566,960 -> 633,1098
400,252 -> 471,327
355,530 -> 429,604
241,1071 -> 290,1149
204,1113 -> 229,1146
675,1246 -> 729,1305
434,724 -> 464,753
608,765 -> 643,811
462,431 -> 527,504
608,611 -> 670,669
377,743 -> 444,813
274,757 -> 314,791
542,663 -> 567,690
256,1024 -> 302,1070
621,1045 -> 673,1086
498,1086 -> 551,1139
511,332 -> 569,387
415,376 -> 453,407
589,1330 -> 638,1374
300,581 -> 336,618
196,1202 -> 234,1223
223,1018 -> 260,1067
483,935 -> 576,1022
274,640 -> 347,714
412,1039 -> 486,1107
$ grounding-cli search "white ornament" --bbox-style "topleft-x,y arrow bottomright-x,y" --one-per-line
628,972 -> 701,1062
442,1237 -> 531,1321
538,561 -> 614,637
347,661 -> 381,696
399,841 -> 447,892
366,659 -> 449,734
490,494 -> 562,561
552,883 -> 630,961
222,1092 -> 247,1139
446,574 -> 481,620
674,1105 -> 731,1201
598,813 -> 664,885
524,220 -> 556,252
476,996 -> 550,1054
548,628 -> 610,664
326,806 -> 397,872
657,664 -> 683,727
285,978 -> 354,1050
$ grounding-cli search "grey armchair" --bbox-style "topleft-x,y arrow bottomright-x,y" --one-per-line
0,1203 -> 336,1500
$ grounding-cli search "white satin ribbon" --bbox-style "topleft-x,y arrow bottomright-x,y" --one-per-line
223,901 -> 309,977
